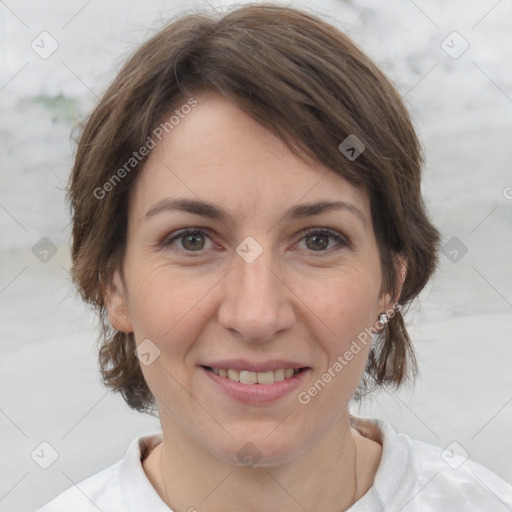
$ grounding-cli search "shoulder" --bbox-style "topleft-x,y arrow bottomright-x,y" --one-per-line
408,436 -> 512,510
35,432 -> 165,512
35,462 -> 122,512
350,416 -> 512,511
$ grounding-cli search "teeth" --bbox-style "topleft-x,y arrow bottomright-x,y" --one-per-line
240,371 -> 258,384
227,369 -> 240,381
273,369 -> 285,382
209,367 -> 303,384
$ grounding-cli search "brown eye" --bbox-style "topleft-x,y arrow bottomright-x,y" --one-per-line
299,228 -> 347,254
181,232 -> 206,251
164,229 -> 213,253
305,233 -> 330,251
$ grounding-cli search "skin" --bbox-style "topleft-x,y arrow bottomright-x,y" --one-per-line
106,91 -> 406,511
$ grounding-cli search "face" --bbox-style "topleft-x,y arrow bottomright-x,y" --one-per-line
108,91 -> 399,466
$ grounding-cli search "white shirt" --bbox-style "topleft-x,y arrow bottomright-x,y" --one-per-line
36,416 -> 512,511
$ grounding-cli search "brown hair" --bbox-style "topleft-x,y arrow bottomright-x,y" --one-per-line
68,3 -> 440,413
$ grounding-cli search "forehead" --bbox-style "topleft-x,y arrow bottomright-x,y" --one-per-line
130,91 -> 370,225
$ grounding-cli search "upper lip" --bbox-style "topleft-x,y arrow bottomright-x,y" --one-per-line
201,359 -> 310,372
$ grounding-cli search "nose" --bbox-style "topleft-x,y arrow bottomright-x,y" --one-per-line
217,246 -> 295,342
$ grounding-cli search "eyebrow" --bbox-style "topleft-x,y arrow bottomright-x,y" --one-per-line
145,198 -> 367,227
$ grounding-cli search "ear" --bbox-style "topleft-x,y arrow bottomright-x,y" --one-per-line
377,253 -> 408,313
393,253 -> 408,302
104,270 -> 133,333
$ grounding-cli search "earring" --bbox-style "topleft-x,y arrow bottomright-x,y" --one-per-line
379,313 -> 388,324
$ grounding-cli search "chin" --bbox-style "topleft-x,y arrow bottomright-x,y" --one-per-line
209,428 -> 310,468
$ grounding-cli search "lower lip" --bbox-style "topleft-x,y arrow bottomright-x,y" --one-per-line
200,366 -> 311,405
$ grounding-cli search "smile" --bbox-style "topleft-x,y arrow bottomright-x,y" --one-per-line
201,364 -> 311,404
204,366 -> 306,384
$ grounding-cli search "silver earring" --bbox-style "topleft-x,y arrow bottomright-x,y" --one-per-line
379,313 -> 388,324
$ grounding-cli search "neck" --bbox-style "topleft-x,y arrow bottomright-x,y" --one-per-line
150,409 -> 362,512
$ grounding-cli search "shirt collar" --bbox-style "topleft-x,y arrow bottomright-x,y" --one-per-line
349,415 -> 417,510
116,417 -> 414,511
118,431 -> 169,511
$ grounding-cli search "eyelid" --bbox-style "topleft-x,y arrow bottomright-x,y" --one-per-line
297,227 -> 349,253
162,228 -> 216,250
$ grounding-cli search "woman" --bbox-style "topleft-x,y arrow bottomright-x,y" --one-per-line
37,3 -> 512,511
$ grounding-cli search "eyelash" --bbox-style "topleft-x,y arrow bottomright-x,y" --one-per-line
162,227 -> 348,257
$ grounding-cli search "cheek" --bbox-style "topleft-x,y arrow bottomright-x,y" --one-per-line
301,265 -> 381,344
125,263 -> 218,352
297,272 -> 379,412
124,265 -> 218,411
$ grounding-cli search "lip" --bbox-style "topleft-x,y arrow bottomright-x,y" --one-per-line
201,359 -> 309,373
200,365 -> 311,405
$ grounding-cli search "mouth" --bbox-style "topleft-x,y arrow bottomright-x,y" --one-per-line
201,365 -> 308,385
200,364 -> 311,404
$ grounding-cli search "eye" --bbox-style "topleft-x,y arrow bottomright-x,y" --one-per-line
162,227 -> 348,256
163,228 -> 214,254
297,228 -> 348,254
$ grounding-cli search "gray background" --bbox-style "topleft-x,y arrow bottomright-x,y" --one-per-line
1,0 -> 511,510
